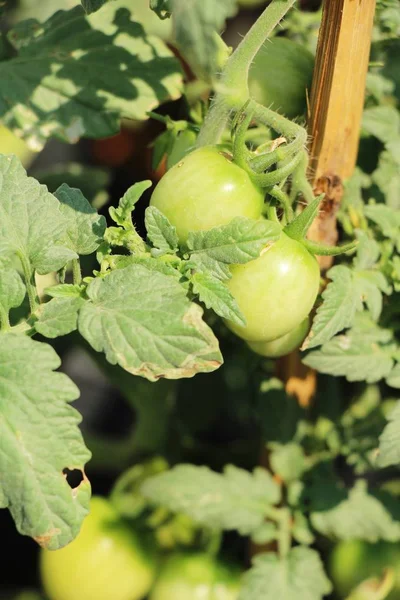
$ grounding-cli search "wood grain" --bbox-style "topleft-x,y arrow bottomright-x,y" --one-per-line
282,0 -> 376,405
307,0 -> 376,270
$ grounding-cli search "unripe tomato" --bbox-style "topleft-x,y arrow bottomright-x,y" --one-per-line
249,37 -> 314,118
149,146 -> 265,243
40,496 -> 156,600
247,317 -> 309,358
149,552 -> 242,600
225,232 -> 320,342
328,540 -> 400,599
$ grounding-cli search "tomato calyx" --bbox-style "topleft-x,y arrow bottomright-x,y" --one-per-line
283,195 -> 358,257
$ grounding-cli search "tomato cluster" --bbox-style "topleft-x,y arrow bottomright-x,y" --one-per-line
40,497 -> 241,600
150,146 -> 319,357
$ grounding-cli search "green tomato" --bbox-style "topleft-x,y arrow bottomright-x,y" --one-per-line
150,146 -> 265,243
40,496 -> 156,600
247,317 -> 310,358
328,540 -> 400,599
249,37 -> 314,118
225,232 -> 320,342
149,552 -> 242,600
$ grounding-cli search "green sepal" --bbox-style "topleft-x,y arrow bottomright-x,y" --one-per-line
283,194 -> 324,241
231,100 -> 254,172
302,239 -> 358,257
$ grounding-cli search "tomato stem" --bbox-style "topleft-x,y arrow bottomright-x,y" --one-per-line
17,251 -> 39,313
0,304 -> 10,331
72,259 -> 82,285
196,0 -> 297,147
269,186 -> 293,221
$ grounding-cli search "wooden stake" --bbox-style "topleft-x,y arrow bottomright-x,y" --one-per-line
282,0 -> 376,406
307,0 -> 377,269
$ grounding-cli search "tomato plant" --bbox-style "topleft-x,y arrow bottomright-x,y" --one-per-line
149,146 -> 265,242
149,552 -> 242,600
40,497 -> 157,600
1,2 -> 400,600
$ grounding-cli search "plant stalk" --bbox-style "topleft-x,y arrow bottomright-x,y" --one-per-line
18,252 -> 38,313
72,258 -> 82,285
196,0 -> 297,147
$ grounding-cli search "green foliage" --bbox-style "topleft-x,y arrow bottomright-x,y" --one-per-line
1,3 -> 183,149
78,264 -> 222,381
142,464 -> 281,535
0,333 -> 91,550
238,548 -> 332,600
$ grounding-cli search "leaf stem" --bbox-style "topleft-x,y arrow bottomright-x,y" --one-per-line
18,252 -> 38,313
0,304 -> 10,331
72,258 -> 82,285
277,508 -> 292,559
196,0 -> 297,147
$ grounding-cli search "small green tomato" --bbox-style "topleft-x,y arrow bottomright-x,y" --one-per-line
225,232 -> 320,342
149,146 -> 265,243
40,496 -> 156,600
149,552 -> 242,600
247,317 -> 310,358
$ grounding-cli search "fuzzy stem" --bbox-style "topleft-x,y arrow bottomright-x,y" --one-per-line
72,258 -> 82,285
269,186 -> 293,221
196,0 -> 297,147
277,508 -> 291,559
18,252 -> 38,313
0,304 -> 10,331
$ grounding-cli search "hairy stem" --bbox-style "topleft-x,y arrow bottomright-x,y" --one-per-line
18,252 -> 38,313
72,258 -> 82,285
197,0 -> 297,147
0,304 -> 10,331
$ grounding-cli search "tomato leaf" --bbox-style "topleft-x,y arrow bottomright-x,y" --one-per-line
145,206 -> 179,255
284,195 -> 324,241
304,264 -> 390,350
0,155 -> 77,275
142,464 -> 281,535
364,203 -> 400,242
362,105 -> 400,149
0,269 -> 26,317
78,264 -> 222,381
372,151 -> 400,209
187,217 -> 281,280
310,480 -> 400,542
238,547 -> 332,600
169,0 -> 236,81
303,316 -> 395,383
109,181 -> 152,229
2,5 -> 183,149
150,0 -> 171,19
0,333 -> 91,550
34,297 -> 85,339
55,184 -> 106,255
386,363 -> 400,389
269,443 -> 307,483
191,272 -> 246,326
81,0 -> 112,14
46,284 -> 85,299
303,266 -> 360,350
377,401 -> 400,467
